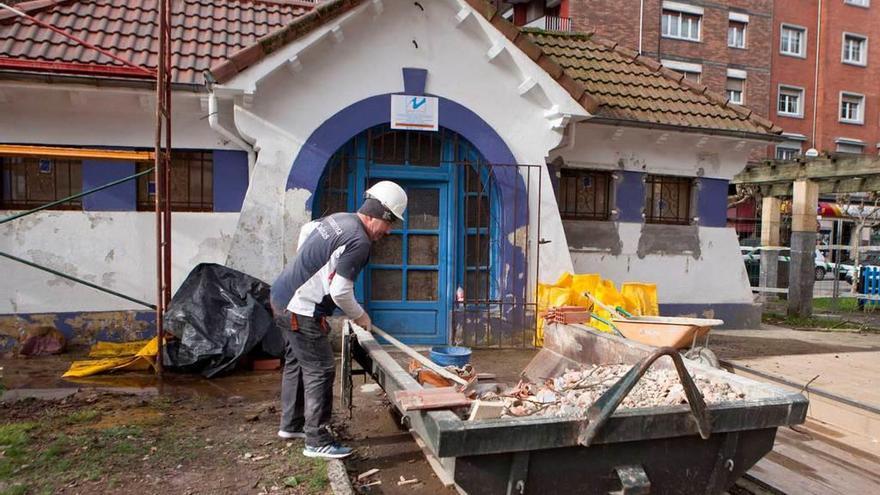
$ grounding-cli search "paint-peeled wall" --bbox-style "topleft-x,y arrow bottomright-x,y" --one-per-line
218,0 -> 589,289
555,123 -> 764,327
0,211 -> 239,347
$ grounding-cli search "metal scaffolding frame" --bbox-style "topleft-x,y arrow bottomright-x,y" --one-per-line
0,1 -> 172,375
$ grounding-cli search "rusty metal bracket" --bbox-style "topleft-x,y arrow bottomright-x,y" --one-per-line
610,465 -> 650,495
578,347 -> 712,447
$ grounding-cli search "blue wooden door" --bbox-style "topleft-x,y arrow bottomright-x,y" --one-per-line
365,181 -> 448,344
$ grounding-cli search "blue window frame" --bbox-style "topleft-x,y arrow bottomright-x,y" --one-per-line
312,125 -> 496,343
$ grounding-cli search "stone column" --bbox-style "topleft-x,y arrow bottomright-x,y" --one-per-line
759,196 -> 781,299
788,180 -> 819,317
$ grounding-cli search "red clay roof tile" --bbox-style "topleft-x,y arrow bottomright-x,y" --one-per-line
0,0 -> 313,85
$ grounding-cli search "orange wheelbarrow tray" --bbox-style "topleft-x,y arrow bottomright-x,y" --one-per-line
609,316 -> 724,350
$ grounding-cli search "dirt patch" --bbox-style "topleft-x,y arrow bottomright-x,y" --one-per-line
711,334 -> 880,360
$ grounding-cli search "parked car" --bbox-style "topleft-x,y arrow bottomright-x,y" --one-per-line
835,252 -> 880,285
741,247 -> 829,285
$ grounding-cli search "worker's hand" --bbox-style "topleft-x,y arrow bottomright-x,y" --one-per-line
353,313 -> 372,332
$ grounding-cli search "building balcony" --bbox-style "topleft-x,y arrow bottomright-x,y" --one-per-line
524,15 -> 573,32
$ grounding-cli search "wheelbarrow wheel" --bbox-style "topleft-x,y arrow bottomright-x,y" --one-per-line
684,346 -> 721,369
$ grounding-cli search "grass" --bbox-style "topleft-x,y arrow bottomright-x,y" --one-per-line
0,408 -> 207,493
65,409 -> 100,424
812,297 -> 862,312
285,449 -> 329,493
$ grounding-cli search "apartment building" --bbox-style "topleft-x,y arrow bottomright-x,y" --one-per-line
772,0 -> 880,159
505,1 -> 774,119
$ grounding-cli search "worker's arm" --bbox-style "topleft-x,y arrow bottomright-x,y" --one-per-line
329,275 -> 370,328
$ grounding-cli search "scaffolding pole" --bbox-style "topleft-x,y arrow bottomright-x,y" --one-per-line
154,0 -> 173,376
0,2 -> 169,376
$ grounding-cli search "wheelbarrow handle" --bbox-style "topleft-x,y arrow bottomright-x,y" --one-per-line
578,347 -> 712,447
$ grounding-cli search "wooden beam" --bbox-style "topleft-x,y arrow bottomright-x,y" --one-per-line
791,180 -> 819,232
761,197 -> 781,246
762,176 -> 880,197
734,155 -> 880,185
0,144 -> 153,161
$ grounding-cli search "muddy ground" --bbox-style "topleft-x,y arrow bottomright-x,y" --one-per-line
3,327 -> 875,495
0,348 -> 534,495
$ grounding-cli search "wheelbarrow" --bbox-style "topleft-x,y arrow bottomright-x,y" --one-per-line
585,292 -> 724,368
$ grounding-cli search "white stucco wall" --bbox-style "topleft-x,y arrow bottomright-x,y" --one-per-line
1,212 -> 238,313
218,0 -> 589,288
557,123 -> 765,306
569,225 -> 753,305
0,82 -> 236,150
555,122 -> 762,180
0,82 -> 247,315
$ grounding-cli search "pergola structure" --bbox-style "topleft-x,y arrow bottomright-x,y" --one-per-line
733,154 -> 880,316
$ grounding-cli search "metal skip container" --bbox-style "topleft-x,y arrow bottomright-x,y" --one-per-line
347,322 -> 808,494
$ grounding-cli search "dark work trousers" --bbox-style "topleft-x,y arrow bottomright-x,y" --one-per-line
278,312 -> 336,447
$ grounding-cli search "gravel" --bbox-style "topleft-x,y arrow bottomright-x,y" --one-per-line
480,363 -> 748,418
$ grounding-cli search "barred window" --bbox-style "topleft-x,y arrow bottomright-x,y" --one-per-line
557,169 -> 612,221
0,156 -> 82,209
136,151 -> 213,211
645,175 -> 692,225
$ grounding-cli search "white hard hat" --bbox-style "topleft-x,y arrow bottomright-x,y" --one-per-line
365,181 -> 407,221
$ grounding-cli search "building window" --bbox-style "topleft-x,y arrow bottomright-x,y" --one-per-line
557,169 -> 613,221
775,146 -> 801,160
645,175 -> 692,225
842,33 -> 867,65
836,141 -> 865,154
136,151 -> 213,211
662,59 -> 702,83
780,24 -> 806,57
0,156 -> 83,210
726,76 -> 745,104
845,0 -> 870,7
777,86 -> 804,117
662,9 -> 701,42
840,92 -> 865,124
728,21 -> 747,48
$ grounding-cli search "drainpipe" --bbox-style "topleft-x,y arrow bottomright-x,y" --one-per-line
208,93 -> 256,175
638,0 -> 645,54
810,0 -> 822,148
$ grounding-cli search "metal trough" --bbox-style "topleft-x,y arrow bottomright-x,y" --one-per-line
345,322 -> 808,494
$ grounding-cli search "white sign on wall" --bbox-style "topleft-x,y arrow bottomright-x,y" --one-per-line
391,94 -> 439,131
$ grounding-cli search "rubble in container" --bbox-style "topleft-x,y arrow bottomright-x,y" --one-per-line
480,364 -> 748,419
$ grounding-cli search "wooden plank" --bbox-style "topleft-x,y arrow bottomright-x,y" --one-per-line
0,144 -> 154,161
747,422 -> 880,494
358,323 -> 469,387
396,389 -> 471,412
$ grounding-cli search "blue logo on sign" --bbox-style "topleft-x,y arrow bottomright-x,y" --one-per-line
410,97 -> 427,110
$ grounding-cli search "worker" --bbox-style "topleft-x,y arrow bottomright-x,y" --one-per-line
270,181 -> 407,459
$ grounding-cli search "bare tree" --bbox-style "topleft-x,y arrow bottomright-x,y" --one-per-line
727,184 -> 761,210
837,193 -> 880,293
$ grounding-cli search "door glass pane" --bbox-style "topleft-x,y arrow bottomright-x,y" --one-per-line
466,270 -> 489,300
371,269 -> 402,300
408,132 -> 442,167
466,234 -> 488,266
466,195 -> 489,228
408,188 -> 439,229
408,234 -> 439,265
407,271 -> 438,301
370,130 -> 406,164
372,234 -> 403,264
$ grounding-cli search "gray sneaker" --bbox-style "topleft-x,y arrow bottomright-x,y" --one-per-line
302,442 -> 353,459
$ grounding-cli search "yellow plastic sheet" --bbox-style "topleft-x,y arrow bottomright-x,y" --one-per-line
621,283 -> 659,317
534,272 -> 660,346
63,338 -> 159,378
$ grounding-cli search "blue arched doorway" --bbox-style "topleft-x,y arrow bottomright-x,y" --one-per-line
314,125 -> 496,344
